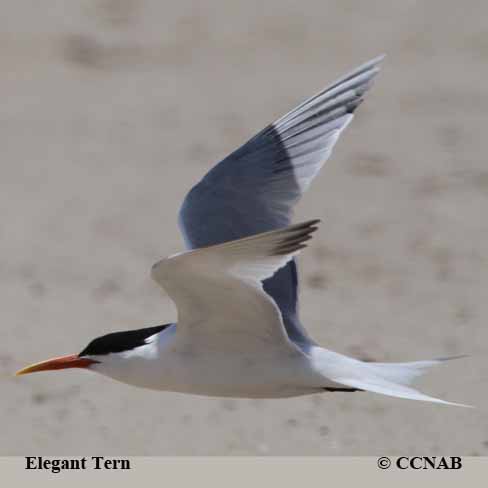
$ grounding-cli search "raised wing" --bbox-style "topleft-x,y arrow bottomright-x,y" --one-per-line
151,220 -> 319,349
178,56 -> 384,344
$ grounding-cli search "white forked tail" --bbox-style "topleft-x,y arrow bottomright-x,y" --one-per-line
317,352 -> 472,407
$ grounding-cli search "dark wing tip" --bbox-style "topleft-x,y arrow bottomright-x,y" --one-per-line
347,97 -> 364,114
273,219 -> 321,255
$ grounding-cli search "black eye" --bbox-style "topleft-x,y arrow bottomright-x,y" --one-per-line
79,324 -> 171,356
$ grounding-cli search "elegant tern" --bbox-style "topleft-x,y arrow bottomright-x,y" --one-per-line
17,56 -> 468,406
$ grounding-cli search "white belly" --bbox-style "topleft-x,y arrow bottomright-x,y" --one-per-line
93,326 -> 327,398
158,350 -> 322,398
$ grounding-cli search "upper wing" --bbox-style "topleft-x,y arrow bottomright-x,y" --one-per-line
151,220 -> 319,350
178,56 -> 384,344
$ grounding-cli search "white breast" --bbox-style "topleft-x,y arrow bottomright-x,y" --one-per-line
90,324 -> 324,398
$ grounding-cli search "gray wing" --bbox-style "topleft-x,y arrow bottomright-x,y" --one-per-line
178,56 -> 384,345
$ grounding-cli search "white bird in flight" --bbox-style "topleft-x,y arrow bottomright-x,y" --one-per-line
17,56 -> 468,407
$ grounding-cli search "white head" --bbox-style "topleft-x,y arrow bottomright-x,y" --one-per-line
16,324 -> 174,387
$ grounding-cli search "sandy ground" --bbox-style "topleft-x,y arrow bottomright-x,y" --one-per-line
1,0 -> 488,455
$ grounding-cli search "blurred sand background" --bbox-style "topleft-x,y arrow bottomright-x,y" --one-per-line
2,0 -> 488,455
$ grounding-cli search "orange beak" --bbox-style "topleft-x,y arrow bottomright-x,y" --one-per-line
15,354 -> 99,376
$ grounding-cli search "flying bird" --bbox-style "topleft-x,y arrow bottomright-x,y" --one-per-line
17,56 -> 468,406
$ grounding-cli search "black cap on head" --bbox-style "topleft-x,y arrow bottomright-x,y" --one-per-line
79,324 -> 172,357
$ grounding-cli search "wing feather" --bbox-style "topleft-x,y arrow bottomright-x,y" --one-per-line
178,56 -> 384,344
152,221 -> 320,347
